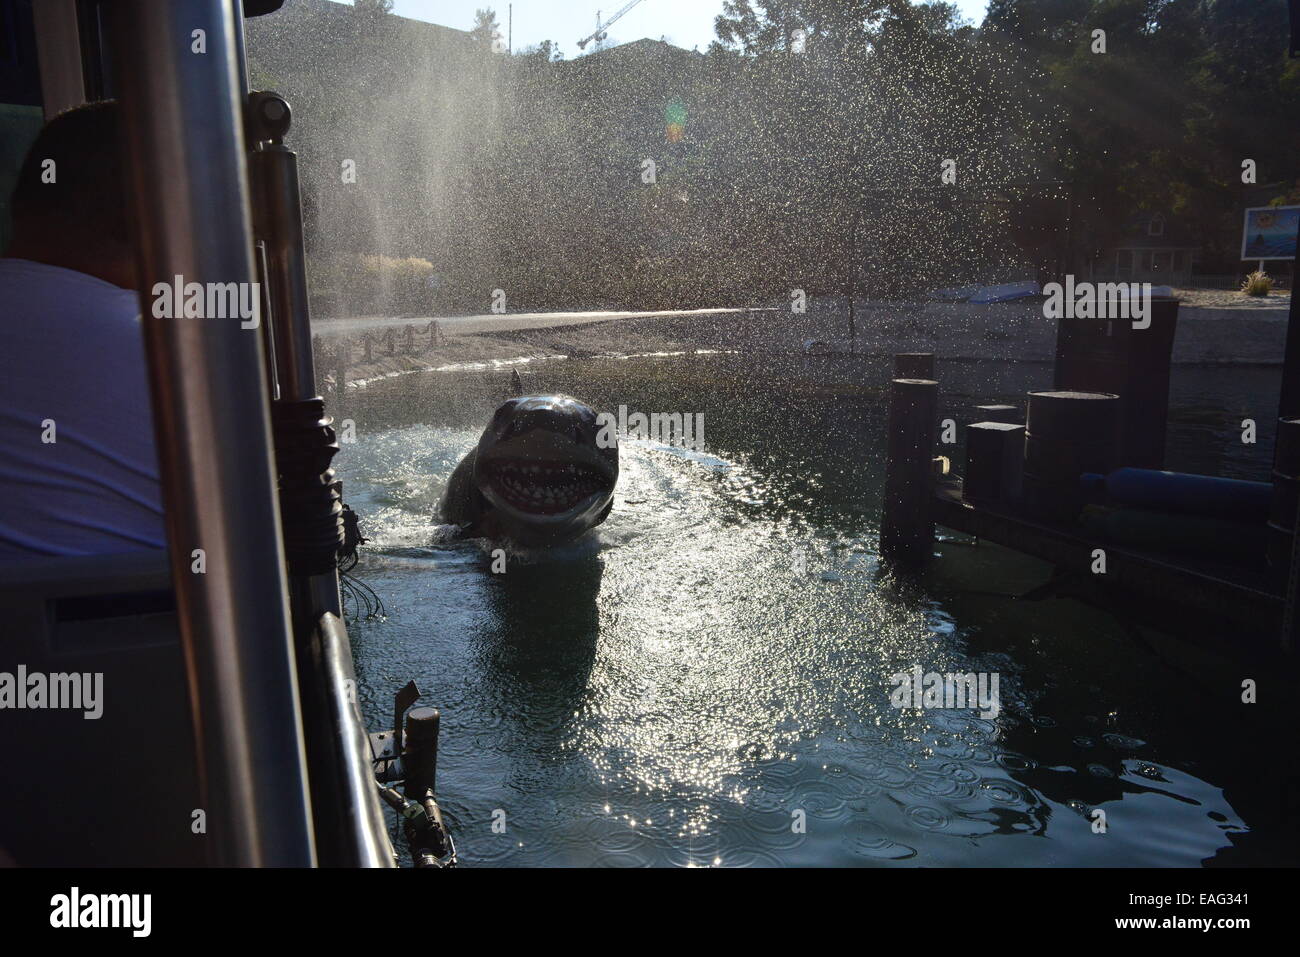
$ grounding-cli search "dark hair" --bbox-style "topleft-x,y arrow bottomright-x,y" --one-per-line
9,100 -> 128,248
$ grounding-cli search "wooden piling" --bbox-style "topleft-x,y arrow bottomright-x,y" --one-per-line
882,376 -> 939,566
974,403 -> 1020,425
1053,297 -> 1178,468
1022,391 -> 1121,523
964,422 -> 1025,504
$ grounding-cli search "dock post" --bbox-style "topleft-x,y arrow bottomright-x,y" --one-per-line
974,403 -> 1021,425
964,421 -> 1025,504
1022,391 -> 1120,523
881,376 -> 939,567
1053,294 -> 1178,468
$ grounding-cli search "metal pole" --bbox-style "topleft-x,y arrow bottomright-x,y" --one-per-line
251,128 -> 318,400
108,0 -> 316,866
31,0 -> 85,119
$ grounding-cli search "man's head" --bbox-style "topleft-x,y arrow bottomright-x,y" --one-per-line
6,100 -> 135,289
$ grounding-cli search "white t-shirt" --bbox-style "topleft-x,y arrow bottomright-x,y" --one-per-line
0,257 -> 164,556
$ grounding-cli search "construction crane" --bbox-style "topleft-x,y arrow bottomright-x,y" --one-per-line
577,0 -> 649,51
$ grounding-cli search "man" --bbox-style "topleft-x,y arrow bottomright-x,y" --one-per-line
0,101 -> 164,556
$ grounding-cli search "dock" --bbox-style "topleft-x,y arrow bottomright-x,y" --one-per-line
878,293 -> 1300,655
931,482 -> 1283,638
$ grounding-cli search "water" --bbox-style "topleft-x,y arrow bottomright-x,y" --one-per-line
334,353 -> 1294,866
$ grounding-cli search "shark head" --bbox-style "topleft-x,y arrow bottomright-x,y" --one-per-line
471,394 -> 619,546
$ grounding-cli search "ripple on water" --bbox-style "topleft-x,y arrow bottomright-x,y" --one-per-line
716,847 -> 787,868
593,847 -> 656,868
739,808 -> 808,850
996,751 -> 1038,773
904,804 -> 951,832
822,764 -> 872,800
1131,762 -> 1167,782
1067,799 -> 1092,818
845,821 -> 919,861
858,758 -> 915,789
594,822 -> 651,854
468,833 -> 525,866
937,761 -> 981,785
980,777 -> 1037,808
661,827 -> 724,868
747,758 -> 802,803
914,768 -> 977,801
794,781 -> 849,820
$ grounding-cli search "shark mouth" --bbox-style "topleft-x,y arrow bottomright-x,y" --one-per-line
484,459 -> 611,516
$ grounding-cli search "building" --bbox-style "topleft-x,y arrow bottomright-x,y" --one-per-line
1095,211 -> 1200,285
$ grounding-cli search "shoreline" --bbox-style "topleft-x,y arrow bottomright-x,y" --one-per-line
315,298 -> 1291,393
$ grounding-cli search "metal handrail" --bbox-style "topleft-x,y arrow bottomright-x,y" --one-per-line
107,0 -> 316,867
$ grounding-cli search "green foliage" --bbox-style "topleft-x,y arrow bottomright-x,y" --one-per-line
988,0 -> 1300,270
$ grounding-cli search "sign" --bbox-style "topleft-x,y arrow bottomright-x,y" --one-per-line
1241,205 -> 1299,261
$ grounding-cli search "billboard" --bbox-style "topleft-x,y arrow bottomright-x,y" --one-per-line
1241,205 -> 1299,261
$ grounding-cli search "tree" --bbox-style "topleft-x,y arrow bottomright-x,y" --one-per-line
353,0 -> 394,19
520,39 -> 564,62
714,0 -> 902,57
470,7 -> 503,51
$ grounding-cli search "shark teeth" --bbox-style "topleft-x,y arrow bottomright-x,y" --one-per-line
486,459 -> 607,514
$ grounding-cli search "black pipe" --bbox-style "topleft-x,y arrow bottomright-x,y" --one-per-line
403,707 -> 441,800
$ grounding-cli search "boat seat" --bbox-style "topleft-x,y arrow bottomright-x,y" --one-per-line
0,550 -> 205,866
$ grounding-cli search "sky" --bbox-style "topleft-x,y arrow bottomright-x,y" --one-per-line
336,1 -> 990,59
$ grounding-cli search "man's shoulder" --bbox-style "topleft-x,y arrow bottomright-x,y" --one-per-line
0,257 -> 140,327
